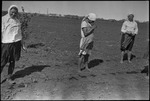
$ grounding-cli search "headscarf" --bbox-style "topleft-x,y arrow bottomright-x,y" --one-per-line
6,5 -> 19,19
87,13 -> 96,21
82,13 -> 97,22
126,13 -> 134,21
128,13 -> 134,18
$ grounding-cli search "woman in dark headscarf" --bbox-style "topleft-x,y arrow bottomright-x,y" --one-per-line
120,13 -> 138,63
141,39 -> 149,79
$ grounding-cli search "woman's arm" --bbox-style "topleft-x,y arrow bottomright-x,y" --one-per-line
82,25 -> 97,37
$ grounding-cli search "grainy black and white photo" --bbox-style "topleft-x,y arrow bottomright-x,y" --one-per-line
1,1 -> 149,100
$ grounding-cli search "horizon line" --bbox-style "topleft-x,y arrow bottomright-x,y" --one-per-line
2,10 -> 149,22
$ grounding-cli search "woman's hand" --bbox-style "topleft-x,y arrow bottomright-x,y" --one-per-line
126,31 -> 132,34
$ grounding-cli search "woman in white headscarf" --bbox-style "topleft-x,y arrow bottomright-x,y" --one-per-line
78,13 -> 97,72
1,5 -> 22,84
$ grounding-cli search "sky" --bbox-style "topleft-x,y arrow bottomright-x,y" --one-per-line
2,1 -> 149,22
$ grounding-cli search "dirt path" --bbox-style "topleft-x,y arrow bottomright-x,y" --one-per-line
1,48 -> 149,100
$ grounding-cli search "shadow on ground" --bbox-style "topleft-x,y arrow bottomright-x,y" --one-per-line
141,65 -> 149,76
88,59 -> 104,69
27,43 -> 45,48
123,53 -> 136,61
11,65 -> 50,80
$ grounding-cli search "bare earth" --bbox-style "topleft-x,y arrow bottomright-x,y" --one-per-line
1,16 -> 149,100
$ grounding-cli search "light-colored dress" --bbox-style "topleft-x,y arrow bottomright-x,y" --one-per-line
79,17 -> 95,56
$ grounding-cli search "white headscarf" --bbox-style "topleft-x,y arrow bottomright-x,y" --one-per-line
7,5 -> 19,18
82,13 -> 97,22
87,13 -> 96,21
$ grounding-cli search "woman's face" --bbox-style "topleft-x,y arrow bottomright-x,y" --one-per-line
9,8 -> 18,19
88,19 -> 95,25
128,15 -> 134,21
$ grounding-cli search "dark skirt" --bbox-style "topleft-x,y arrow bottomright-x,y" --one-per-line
1,41 -> 22,66
79,39 -> 94,57
86,41 -> 94,50
120,33 -> 135,51
80,41 -> 94,51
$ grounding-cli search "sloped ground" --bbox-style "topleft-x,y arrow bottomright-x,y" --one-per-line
1,16 -> 149,100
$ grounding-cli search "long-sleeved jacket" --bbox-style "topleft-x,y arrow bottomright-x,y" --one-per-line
121,20 -> 138,35
1,5 -> 22,43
